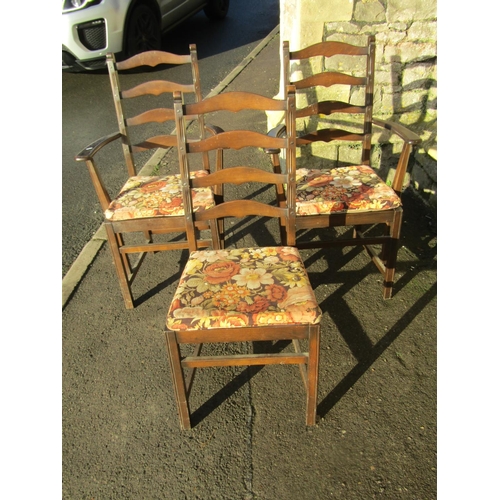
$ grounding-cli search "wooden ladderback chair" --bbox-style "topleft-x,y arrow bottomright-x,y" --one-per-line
267,36 -> 421,298
75,46 -> 221,309
164,87 -> 323,429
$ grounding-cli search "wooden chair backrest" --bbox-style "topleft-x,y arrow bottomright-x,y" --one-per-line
174,87 -> 297,252
106,45 -> 208,177
284,35 -> 375,165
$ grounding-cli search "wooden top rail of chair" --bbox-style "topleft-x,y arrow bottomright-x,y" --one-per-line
114,50 -> 192,70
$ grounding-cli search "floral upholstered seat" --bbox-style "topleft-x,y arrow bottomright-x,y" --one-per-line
166,246 -> 322,331
295,164 -> 401,216
105,170 -> 215,221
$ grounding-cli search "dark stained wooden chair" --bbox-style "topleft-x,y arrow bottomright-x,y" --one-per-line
75,46 -> 222,309
164,87 -> 322,429
267,36 -> 421,299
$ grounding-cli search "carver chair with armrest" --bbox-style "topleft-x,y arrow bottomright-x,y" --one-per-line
267,36 -> 421,299
75,46 -> 222,309
164,87 -> 322,429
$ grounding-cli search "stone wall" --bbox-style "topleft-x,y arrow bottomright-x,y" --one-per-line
273,0 -> 437,209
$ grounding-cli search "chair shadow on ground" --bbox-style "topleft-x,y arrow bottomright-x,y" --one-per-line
177,187 -> 436,426
187,273 -> 436,426
155,158 -> 436,425
134,269 -> 183,307
132,244 -> 190,308
189,339 -> 293,427
316,281 -> 436,418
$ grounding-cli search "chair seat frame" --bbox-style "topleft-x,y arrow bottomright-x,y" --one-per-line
166,324 -> 321,429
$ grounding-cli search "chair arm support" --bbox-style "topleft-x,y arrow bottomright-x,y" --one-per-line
372,118 -> 421,146
373,119 -> 422,195
75,132 -> 122,161
264,124 -> 287,154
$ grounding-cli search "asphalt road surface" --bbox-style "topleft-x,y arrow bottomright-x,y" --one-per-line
62,0 -> 279,277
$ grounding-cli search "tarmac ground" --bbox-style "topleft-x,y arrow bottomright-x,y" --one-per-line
62,28 -> 437,499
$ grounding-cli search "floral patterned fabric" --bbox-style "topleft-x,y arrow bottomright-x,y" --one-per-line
295,165 -> 401,216
166,247 -> 322,331
105,171 -> 215,221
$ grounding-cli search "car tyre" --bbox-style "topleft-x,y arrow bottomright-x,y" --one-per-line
125,3 -> 161,57
204,0 -> 229,20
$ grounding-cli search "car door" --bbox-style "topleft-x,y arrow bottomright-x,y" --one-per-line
158,0 -> 206,30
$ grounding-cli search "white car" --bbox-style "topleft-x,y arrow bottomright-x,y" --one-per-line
62,0 -> 229,71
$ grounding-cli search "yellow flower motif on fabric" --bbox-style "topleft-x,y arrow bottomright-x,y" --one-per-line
277,270 -> 308,288
252,311 -> 292,325
248,247 -> 278,260
183,258 -> 203,276
232,268 -> 274,289
213,284 -> 250,309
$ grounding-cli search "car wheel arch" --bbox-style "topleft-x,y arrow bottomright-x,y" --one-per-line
122,0 -> 162,57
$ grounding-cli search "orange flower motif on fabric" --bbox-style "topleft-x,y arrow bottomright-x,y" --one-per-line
169,298 -> 182,313
192,189 -> 214,210
295,203 -> 322,215
237,295 -> 270,314
204,261 -> 241,284
286,300 -> 321,323
308,174 -> 333,187
212,313 -> 249,328
158,198 -> 182,214
278,286 -> 316,308
166,319 -> 188,330
265,284 -> 288,302
140,180 -> 167,193
277,247 -> 300,262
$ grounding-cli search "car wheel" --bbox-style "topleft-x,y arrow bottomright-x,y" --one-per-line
204,0 -> 229,20
125,4 -> 161,57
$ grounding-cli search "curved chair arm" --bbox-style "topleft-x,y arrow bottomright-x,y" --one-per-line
264,124 -> 287,154
75,132 -> 122,161
74,132 -> 123,212
372,118 -> 421,195
372,118 -> 421,146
